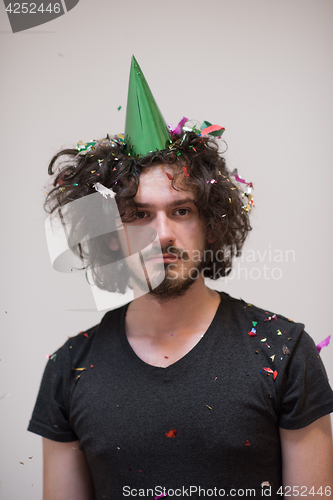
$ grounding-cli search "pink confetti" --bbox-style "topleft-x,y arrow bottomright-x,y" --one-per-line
316,335 -> 331,353
201,124 -> 225,136
155,494 -> 167,500
173,116 -> 188,135
263,367 -> 273,374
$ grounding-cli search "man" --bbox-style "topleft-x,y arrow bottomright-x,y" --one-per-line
28,57 -> 333,499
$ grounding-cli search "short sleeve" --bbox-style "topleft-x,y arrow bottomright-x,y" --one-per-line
278,330 -> 333,429
27,345 -> 78,442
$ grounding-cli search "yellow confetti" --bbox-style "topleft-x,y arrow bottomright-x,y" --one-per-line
72,367 -> 86,371
261,338 -> 267,342
270,355 -> 275,361
206,404 -> 212,410
277,330 -> 282,335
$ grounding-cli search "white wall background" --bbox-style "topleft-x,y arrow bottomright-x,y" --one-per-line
1,0 -> 332,498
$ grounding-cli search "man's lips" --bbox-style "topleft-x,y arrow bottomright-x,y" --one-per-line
146,254 -> 179,262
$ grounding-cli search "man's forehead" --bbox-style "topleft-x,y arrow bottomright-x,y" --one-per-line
133,164 -> 196,207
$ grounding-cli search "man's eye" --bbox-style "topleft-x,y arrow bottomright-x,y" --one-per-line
176,208 -> 189,216
135,211 -> 148,219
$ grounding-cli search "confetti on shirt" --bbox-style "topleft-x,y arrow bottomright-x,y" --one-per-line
264,314 -> 277,322
165,429 -> 177,438
282,346 -> 290,355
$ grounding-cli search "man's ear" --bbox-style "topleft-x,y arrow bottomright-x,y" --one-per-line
105,233 -> 120,251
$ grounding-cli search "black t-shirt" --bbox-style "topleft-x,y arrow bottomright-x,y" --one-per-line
28,292 -> 333,499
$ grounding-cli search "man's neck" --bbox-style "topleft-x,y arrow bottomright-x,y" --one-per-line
126,278 -> 220,340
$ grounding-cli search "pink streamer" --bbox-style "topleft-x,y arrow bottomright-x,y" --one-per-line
173,116 -> 188,135
201,124 -> 225,136
316,335 -> 331,353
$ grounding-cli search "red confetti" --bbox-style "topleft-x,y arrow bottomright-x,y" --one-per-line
166,172 -> 173,181
264,314 -> 277,322
90,365 -> 94,368
164,356 -> 169,359
193,147 -> 197,152
273,370 -> 278,380
165,429 -> 177,438
183,166 -> 189,177
246,439 -> 250,446
263,367 -> 274,374
82,333 -> 89,338
248,331 -> 257,337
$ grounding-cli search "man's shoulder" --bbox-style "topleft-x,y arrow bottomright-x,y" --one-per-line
218,291 -> 305,341
52,302 -> 130,359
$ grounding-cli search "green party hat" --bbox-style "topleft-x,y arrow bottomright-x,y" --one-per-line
124,56 -> 172,157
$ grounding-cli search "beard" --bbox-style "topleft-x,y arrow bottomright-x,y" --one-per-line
128,246 -> 204,302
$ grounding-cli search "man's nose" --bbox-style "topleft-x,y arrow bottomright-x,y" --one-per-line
153,213 -> 176,249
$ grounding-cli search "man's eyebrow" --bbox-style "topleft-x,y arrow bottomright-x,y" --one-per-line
134,198 -> 196,208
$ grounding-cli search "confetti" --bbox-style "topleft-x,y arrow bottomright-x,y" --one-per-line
282,346 -> 290,355
117,106 -> 122,111
165,429 -> 177,438
155,493 -> 167,500
261,338 -> 267,342
270,355 -> 275,361
172,116 -> 188,135
245,439 -> 250,446
183,166 -> 189,177
248,329 -> 257,337
263,367 -> 274,374
277,330 -> 282,335
201,123 -> 225,136
264,314 -> 277,322
316,335 -> 331,353
165,356 -> 169,359
273,370 -> 278,380
166,172 -> 173,181
206,404 -> 212,410
252,321 -> 257,326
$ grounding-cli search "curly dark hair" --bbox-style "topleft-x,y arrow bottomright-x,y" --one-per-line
45,131 -> 252,292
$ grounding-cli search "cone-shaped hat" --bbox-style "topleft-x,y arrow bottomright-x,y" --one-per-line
124,56 -> 172,158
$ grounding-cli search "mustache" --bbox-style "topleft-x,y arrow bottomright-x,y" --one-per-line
142,245 -> 190,261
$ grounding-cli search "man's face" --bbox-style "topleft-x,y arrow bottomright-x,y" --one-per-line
120,163 -> 207,300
